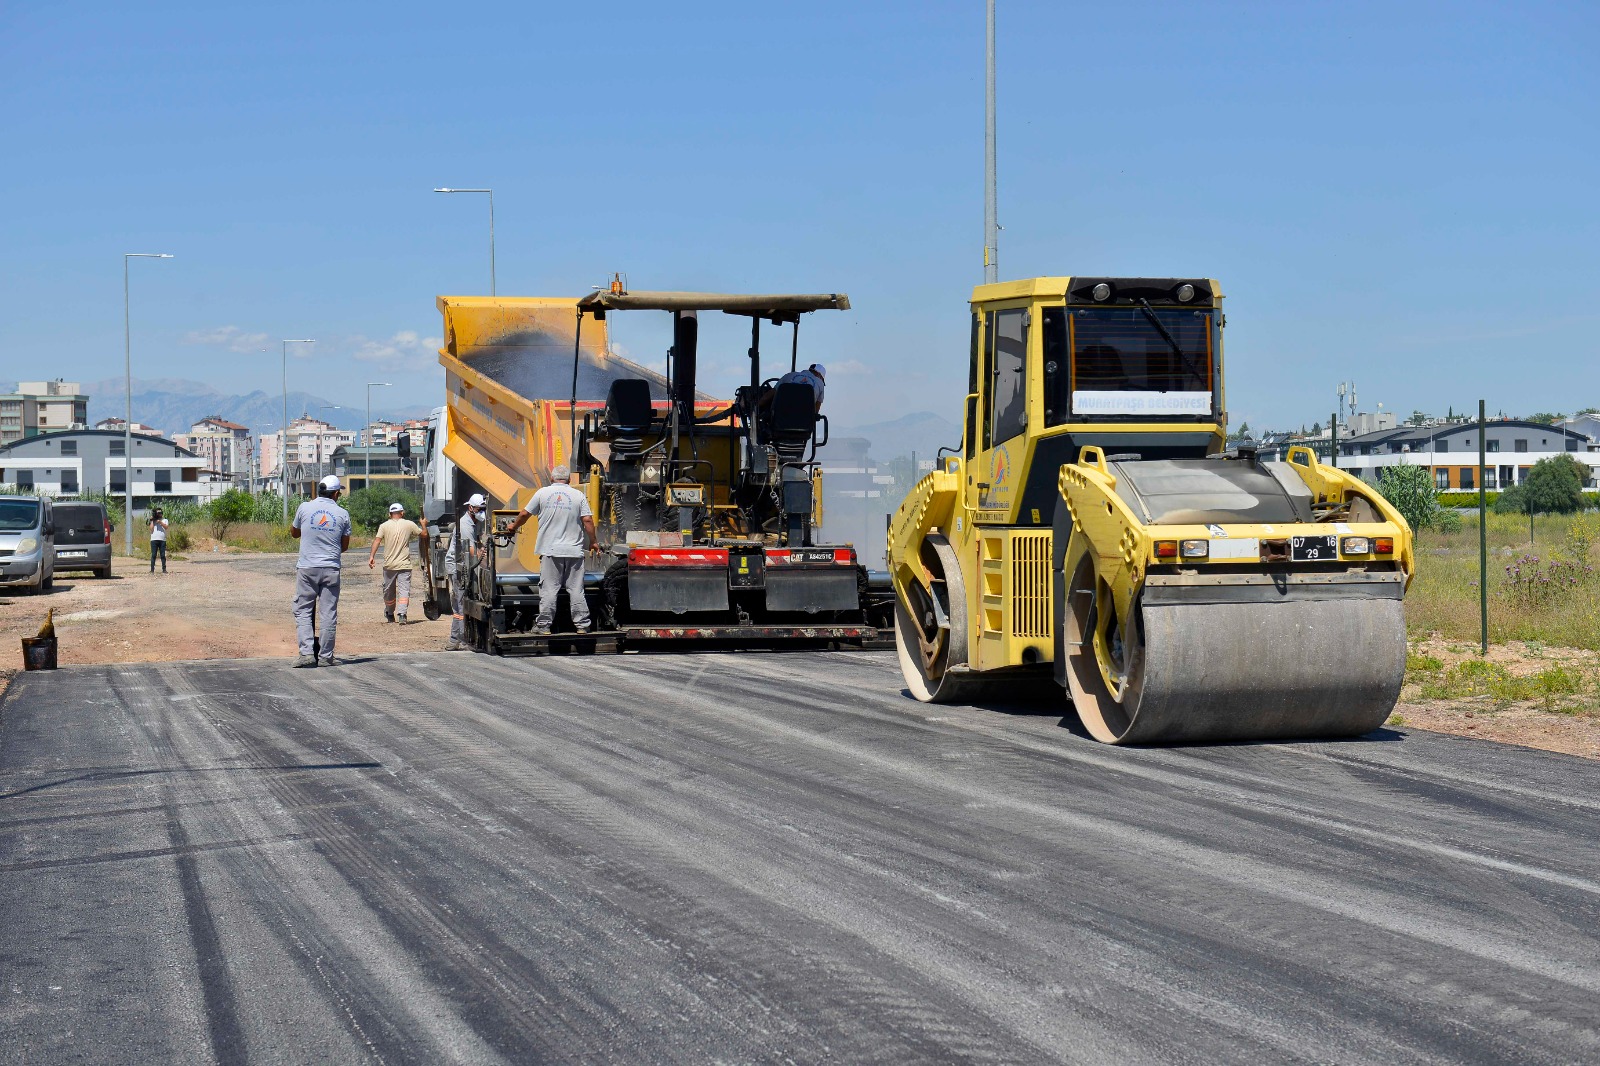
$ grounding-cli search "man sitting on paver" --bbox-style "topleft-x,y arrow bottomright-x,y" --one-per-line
290,474 -> 352,667
368,502 -> 426,624
501,465 -> 597,635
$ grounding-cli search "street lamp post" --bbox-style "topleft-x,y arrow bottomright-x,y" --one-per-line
318,406 -> 342,484
280,339 -> 315,521
366,383 -> 391,490
123,253 -> 173,556
433,188 -> 495,295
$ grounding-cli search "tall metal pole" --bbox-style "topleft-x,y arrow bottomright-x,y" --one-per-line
281,339 -> 315,521
122,253 -> 172,556
434,188 -> 495,295
983,0 -> 998,285
1478,399 -> 1488,655
365,383 -> 390,489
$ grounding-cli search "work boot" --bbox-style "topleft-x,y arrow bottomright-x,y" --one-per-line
531,625 -> 552,636
319,656 -> 338,667
445,641 -> 465,651
397,613 -> 408,625
294,655 -> 317,668
385,610 -> 395,623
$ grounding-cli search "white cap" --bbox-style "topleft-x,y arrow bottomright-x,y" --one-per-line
810,363 -> 826,378
320,474 -> 342,491
465,493 -> 486,508
388,502 -> 404,513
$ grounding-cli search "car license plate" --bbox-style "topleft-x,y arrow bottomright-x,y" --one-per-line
1290,535 -> 1337,562
59,550 -> 89,558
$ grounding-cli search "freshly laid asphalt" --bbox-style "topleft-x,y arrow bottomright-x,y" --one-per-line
2,650 -> 1597,1065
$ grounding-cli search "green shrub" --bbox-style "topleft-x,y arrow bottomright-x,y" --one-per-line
252,491 -> 286,524
1377,465 -> 1442,532
344,486 -> 422,530
208,488 -> 255,540
1439,491 -> 1502,508
167,525 -> 193,552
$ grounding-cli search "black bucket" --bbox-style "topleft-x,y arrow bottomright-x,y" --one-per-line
22,636 -> 57,671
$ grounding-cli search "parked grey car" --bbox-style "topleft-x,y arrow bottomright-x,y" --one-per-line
0,495 -> 56,594
53,500 -> 113,579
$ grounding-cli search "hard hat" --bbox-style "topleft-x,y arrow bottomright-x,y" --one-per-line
465,493 -> 486,508
388,502 -> 404,513
320,474 -> 342,491
810,363 -> 826,378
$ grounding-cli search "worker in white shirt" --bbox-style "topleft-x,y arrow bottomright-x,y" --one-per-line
500,465 -> 596,635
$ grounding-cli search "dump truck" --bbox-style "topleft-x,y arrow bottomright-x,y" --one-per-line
888,276 -> 1415,743
422,289 -> 891,654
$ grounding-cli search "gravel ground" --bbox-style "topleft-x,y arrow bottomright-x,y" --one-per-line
2,651 -> 1597,1063
0,551 -> 448,689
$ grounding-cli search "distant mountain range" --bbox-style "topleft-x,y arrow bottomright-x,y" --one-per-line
57,378 -> 435,438
828,410 -> 962,463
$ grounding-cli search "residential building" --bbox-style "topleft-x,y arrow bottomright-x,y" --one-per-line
330,445 -> 422,494
172,417 -> 252,481
259,416 -> 355,480
1557,413 -> 1600,443
95,417 -> 164,436
0,428 -> 208,503
0,379 -> 90,445
1334,420 -> 1596,490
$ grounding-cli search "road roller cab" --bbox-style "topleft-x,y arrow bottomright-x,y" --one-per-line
888,276 -> 1415,744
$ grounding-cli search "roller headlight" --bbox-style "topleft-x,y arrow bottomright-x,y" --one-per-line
16,536 -> 38,554
1175,283 -> 1195,303
1092,282 -> 1112,302
1180,539 -> 1209,558
1340,536 -> 1371,555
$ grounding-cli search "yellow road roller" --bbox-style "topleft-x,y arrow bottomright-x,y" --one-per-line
889,276 -> 1414,743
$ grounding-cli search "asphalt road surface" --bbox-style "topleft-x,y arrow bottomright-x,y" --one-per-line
2,650 -> 1598,1065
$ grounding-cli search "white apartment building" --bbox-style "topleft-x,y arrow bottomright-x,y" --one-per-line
1337,419 -> 1597,490
173,417 -> 252,480
95,417 -> 163,436
259,416 -> 355,479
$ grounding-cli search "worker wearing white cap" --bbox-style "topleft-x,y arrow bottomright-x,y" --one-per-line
368,501 -> 426,624
444,492 -> 487,650
289,474 -> 352,667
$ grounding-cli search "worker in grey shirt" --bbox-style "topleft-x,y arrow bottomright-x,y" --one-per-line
290,474 -> 352,667
445,493 -> 486,651
502,465 -> 596,635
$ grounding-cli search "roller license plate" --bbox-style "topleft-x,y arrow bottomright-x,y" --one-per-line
1290,534 -> 1337,561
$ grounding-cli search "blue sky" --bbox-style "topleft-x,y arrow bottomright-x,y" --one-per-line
1,0 -> 1595,433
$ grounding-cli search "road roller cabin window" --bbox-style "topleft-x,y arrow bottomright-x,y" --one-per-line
1045,307 -> 1214,424
986,309 -> 1028,446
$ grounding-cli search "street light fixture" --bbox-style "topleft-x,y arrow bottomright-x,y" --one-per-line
433,187 -> 495,296
281,339 -> 315,520
123,253 -> 173,556
366,383 -> 391,489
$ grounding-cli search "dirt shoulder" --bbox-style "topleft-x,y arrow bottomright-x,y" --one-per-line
1394,637 -> 1600,760
1,551 -> 450,695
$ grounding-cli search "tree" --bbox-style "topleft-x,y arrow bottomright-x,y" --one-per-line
1311,421 -> 1322,434
1235,421 -> 1251,439
208,489 -> 256,540
1376,465 -> 1443,532
1526,412 -> 1564,426
345,486 -> 423,530
1523,455 -> 1587,515
1406,410 -> 1429,426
